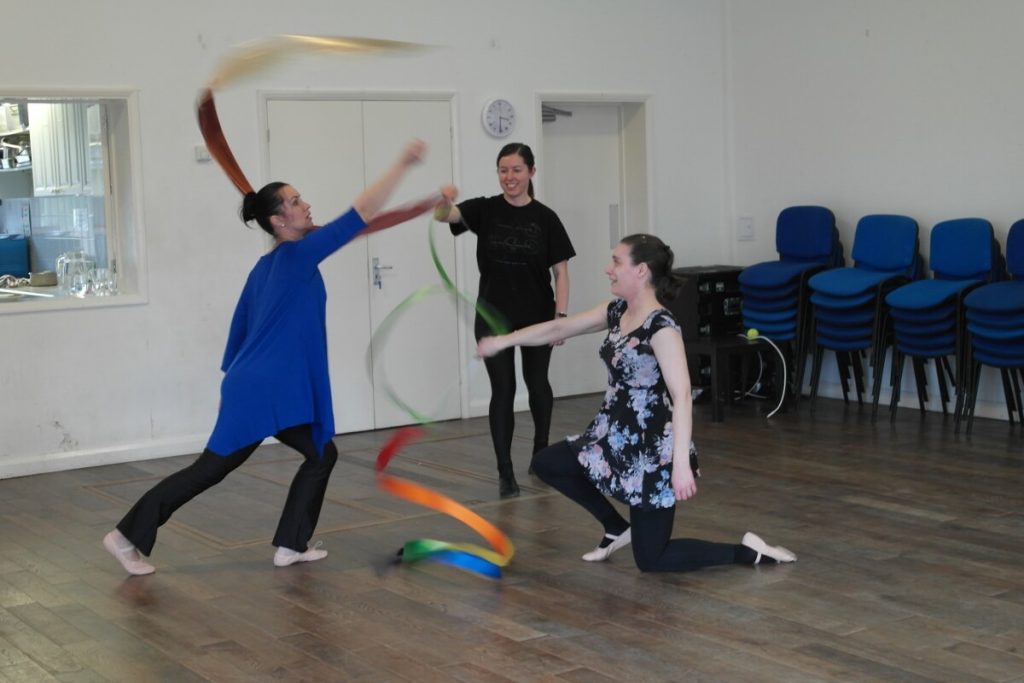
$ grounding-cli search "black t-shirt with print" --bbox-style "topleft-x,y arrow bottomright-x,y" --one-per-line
453,195 -> 576,334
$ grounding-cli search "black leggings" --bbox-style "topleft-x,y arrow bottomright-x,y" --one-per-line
482,342 -> 554,475
117,424 -> 337,556
531,441 -> 742,572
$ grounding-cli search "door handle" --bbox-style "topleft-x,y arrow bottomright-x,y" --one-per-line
372,256 -> 393,289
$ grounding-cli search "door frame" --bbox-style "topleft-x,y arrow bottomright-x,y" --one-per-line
534,92 -> 653,403
256,90 -> 472,423
534,92 -> 654,241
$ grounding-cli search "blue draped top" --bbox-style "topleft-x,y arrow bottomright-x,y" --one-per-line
206,208 -> 366,457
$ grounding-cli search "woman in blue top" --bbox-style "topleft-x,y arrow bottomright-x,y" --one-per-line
477,234 -> 797,572
104,140 -> 453,576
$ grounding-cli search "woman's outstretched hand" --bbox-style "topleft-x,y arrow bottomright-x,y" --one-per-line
434,184 -> 459,220
476,336 -> 504,358
401,139 -> 428,166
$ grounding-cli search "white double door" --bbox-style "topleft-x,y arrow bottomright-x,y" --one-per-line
266,98 -> 460,432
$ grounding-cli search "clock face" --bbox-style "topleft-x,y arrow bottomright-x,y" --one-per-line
483,99 -> 516,138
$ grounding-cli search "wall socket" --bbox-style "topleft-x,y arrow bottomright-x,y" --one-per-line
737,216 -> 754,241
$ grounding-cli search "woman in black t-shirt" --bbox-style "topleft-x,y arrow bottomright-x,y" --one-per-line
436,143 -> 575,498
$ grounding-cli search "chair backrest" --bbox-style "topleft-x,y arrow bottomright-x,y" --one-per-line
850,214 -> 919,275
1007,219 -> 1024,279
776,206 -> 838,264
930,218 -> 996,281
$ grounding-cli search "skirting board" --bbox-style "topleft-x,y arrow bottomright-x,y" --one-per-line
0,434 -> 210,480
2,391 -> 1011,479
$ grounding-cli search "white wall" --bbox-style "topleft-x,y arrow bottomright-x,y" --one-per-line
725,0 -> 1024,416
0,0 -> 728,477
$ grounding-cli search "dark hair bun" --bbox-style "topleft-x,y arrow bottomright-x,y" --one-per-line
240,192 -> 259,223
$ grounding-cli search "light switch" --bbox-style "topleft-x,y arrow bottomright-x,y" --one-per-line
737,216 -> 754,242
194,145 -> 212,163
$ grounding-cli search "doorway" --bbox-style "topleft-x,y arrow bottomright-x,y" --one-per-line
540,99 -> 649,397
265,97 -> 459,432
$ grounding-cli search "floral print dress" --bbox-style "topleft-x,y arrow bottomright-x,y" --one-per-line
567,299 -> 683,509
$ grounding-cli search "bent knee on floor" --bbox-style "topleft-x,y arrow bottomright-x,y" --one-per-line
631,545 -> 666,573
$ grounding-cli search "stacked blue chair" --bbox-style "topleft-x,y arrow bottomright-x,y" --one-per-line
885,219 -> 1001,422
807,215 -> 921,413
738,206 -> 843,402
961,220 -> 1024,434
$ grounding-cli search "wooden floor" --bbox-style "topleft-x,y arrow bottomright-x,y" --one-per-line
1,393 -> 1023,682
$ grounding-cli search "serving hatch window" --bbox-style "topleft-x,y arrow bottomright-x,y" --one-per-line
0,94 -> 143,304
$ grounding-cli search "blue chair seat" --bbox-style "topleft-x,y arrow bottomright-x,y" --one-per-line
894,318 -> 955,337
741,293 -> 801,312
815,306 -> 876,327
898,340 -> 955,357
810,290 -> 877,310
889,303 -> 956,325
809,268 -> 902,298
817,335 -> 873,351
963,281 -> 1024,313
967,322 -> 1024,341
965,308 -> 1024,329
740,281 -> 801,302
739,260 -> 821,289
973,349 -> 1024,367
885,279 -> 981,311
816,321 -> 874,339
897,330 -> 956,347
742,320 -> 797,338
743,307 -> 797,323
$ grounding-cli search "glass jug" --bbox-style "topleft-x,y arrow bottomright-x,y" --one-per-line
56,251 -> 96,297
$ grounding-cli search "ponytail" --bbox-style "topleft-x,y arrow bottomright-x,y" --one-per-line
620,233 -> 682,306
239,181 -> 287,236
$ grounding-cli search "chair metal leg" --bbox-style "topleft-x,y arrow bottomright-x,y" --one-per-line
1011,367 -> 1023,424
794,309 -> 812,402
912,358 -> 928,414
835,351 -> 851,404
809,344 -> 824,413
785,339 -> 801,414
954,358 -> 966,433
889,349 -> 905,423
953,355 -> 969,433
850,352 -> 866,405
935,357 -> 951,416
871,346 -> 888,419
966,361 -> 982,436
999,369 -> 1015,426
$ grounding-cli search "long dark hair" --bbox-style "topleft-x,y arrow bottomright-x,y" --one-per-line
496,142 -> 535,198
620,233 -> 683,305
240,181 -> 288,236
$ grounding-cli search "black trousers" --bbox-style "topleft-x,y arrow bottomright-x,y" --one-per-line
117,424 -> 337,556
480,341 -> 554,475
531,441 -> 741,572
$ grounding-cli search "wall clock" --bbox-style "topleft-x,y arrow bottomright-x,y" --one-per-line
482,98 -> 516,138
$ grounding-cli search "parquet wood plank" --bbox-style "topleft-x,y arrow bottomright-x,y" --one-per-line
0,395 -> 1021,681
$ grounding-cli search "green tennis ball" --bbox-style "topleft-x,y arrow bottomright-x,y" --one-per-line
746,328 -> 759,339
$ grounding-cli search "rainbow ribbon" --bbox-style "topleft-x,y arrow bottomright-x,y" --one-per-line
368,220 -> 514,578
374,426 -> 514,579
